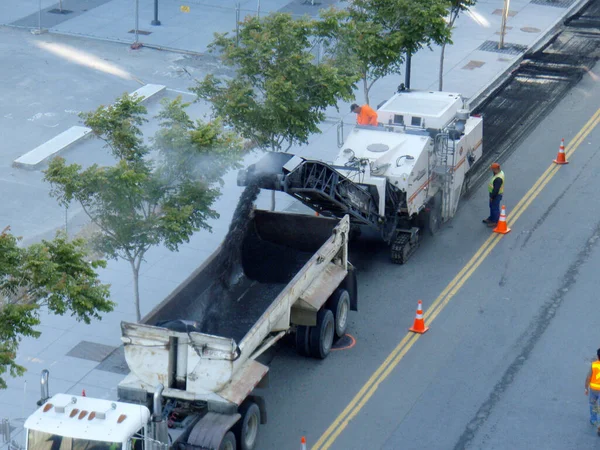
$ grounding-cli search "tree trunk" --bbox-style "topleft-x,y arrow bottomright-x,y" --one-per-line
130,259 -> 142,322
438,43 -> 446,91
270,190 -> 276,212
363,77 -> 370,105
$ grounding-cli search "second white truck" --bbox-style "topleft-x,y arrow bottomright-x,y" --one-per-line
23,209 -> 357,450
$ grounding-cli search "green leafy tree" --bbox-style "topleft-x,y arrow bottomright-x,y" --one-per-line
439,0 -> 477,91
320,0 -> 451,104
193,12 -> 358,210
45,94 -> 244,322
317,8 -> 402,105
0,227 -> 112,389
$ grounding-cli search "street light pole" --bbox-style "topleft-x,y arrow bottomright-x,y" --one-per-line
151,0 -> 161,26
134,0 -> 139,43
130,0 -> 143,49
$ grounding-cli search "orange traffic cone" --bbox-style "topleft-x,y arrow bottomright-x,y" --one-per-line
301,437 -> 307,450
493,205 -> 511,234
409,300 -> 429,334
553,138 -> 569,165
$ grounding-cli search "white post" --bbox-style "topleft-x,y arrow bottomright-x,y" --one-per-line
499,0 -> 510,49
38,0 -> 42,32
134,0 -> 140,44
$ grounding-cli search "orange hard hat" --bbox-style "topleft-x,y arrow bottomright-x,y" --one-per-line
490,162 -> 500,169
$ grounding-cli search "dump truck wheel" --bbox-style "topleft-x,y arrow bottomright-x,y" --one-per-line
235,401 -> 261,450
219,431 -> 236,450
309,309 -> 335,359
296,325 -> 311,357
328,289 -> 350,338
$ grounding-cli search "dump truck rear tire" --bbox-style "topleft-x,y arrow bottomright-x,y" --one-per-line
296,325 -> 311,357
328,289 -> 350,338
310,309 -> 335,359
235,401 -> 261,450
219,431 -> 236,450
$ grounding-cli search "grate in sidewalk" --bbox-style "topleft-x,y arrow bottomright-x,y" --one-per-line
95,346 -> 129,374
478,40 -> 528,56
48,9 -> 73,15
67,340 -> 116,362
531,0 -> 576,7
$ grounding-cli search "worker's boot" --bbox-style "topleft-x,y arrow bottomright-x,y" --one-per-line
487,222 -> 498,228
482,218 -> 492,224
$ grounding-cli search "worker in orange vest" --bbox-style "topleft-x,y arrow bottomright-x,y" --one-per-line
585,348 -> 600,435
351,103 -> 378,127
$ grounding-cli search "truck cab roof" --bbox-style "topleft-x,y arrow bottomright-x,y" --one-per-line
24,394 -> 150,443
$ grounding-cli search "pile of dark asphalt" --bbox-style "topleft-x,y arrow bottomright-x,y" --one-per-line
176,181 -> 313,343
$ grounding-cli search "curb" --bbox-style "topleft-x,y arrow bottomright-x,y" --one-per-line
468,0 -> 591,112
12,84 -> 167,170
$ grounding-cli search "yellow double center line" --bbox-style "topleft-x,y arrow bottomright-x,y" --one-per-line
312,107 -> 600,450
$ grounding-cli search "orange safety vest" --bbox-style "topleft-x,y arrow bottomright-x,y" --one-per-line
591,361 -> 600,390
357,105 -> 378,126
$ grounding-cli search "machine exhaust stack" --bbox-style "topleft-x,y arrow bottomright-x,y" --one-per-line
37,370 -> 50,406
151,384 -> 169,447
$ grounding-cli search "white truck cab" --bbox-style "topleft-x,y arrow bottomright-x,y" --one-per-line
24,393 -> 150,450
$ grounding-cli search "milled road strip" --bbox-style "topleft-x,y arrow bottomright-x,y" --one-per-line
312,107 -> 600,450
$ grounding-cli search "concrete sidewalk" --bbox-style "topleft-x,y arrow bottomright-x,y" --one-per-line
0,0 -> 589,445
0,0 -> 583,99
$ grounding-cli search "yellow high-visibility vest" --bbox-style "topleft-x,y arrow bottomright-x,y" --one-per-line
590,361 -> 600,390
488,170 -> 505,195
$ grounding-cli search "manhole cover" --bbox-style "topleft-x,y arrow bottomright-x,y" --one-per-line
463,60 -> 485,70
128,29 -> 152,35
492,9 -> 517,17
521,26 -> 541,33
367,143 -> 389,153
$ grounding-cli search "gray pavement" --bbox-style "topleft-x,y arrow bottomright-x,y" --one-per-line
0,0 -> 593,448
253,51 -> 600,449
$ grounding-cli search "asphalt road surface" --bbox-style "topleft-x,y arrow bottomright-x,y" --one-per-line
253,62 -> 600,449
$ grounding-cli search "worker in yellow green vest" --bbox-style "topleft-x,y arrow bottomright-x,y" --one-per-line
482,162 -> 504,227
585,348 -> 600,435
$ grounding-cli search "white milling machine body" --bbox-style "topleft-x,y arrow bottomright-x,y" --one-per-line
237,89 -> 483,264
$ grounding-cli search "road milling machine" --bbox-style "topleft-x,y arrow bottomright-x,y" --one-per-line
237,89 -> 484,264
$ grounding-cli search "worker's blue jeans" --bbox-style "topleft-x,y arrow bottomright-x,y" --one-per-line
488,194 -> 502,223
590,389 -> 600,425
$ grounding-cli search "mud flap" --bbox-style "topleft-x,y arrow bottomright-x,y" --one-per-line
187,412 -> 241,450
343,264 -> 358,312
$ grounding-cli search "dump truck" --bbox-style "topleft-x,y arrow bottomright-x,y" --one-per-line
23,209 -> 357,450
237,89 -> 484,264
